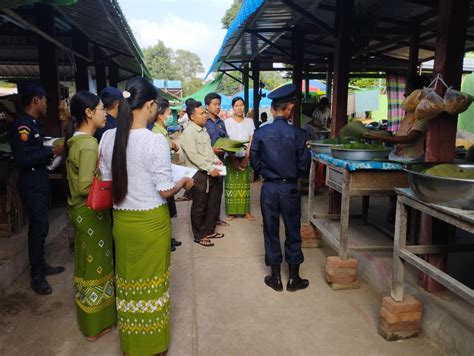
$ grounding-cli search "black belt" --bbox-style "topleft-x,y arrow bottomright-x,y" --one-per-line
264,178 -> 297,184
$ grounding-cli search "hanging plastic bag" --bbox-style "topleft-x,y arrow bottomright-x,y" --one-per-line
443,87 -> 473,114
415,88 -> 444,120
402,89 -> 426,112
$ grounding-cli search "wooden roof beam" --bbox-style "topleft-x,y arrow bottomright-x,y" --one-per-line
282,0 -> 334,37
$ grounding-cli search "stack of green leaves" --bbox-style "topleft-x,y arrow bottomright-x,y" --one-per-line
341,143 -> 385,150
213,137 -> 246,152
322,138 -> 351,145
337,121 -> 370,140
423,164 -> 474,179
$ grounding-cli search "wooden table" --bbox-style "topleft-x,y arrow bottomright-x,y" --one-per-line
392,188 -> 474,305
307,154 -> 408,260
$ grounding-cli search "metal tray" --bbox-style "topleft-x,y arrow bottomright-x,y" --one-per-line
330,147 -> 391,161
309,141 -> 334,154
406,163 -> 474,210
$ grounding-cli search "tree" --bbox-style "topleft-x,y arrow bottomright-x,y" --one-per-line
260,71 -> 286,91
221,0 -> 242,29
174,50 -> 205,80
143,40 -> 177,80
183,78 -> 205,97
218,73 -> 242,96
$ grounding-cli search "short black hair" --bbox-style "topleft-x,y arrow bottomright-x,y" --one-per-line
319,97 -> 330,106
185,97 -> 195,106
204,92 -> 221,106
20,93 -> 43,108
260,112 -> 268,119
186,99 -> 202,118
271,100 -> 293,112
231,96 -> 245,107
158,99 -> 170,116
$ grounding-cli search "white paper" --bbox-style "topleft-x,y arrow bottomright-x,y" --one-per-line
171,164 -> 198,182
212,165 -> 227,176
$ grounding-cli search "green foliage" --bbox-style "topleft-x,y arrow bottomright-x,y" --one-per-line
0,81 -> 16,88
221,0 -> 242,29
349,76 -> 385,89
260,71 -> 286,91
142,41 -> 205,97
219,74 -> 242,96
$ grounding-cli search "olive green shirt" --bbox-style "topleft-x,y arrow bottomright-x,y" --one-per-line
66,133 -> 98,208
152,122 -> 172,149
180,121 -> 219,172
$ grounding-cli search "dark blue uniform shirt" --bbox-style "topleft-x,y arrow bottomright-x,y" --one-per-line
10,112 -> 53,171
94,113 -> 117,142
204,116 -> 228,146
250,117 -> 311,180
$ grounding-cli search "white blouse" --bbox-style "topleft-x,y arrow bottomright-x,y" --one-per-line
99,128 -> 175,211
224,117 -> 255,157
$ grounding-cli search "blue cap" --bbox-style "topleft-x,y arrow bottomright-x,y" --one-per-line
20,83 -> 47,98
267,83 -> 298,103
100,86 -> 123,100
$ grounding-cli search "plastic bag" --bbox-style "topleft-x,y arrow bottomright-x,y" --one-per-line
337,121 -> 370,140
443,87 -> 473,114
402,89 -> 426,112
414,88 -> 444,120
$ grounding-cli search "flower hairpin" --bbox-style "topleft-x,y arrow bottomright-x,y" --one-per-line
123,90 -> 131,99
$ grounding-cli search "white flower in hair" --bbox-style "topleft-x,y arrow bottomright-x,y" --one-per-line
123,90 -> 131,99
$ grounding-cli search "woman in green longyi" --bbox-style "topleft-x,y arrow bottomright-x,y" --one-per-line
65,91 -> 116,341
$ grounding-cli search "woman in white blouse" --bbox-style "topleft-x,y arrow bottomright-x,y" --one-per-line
99,77 -> 192,356
224,97 -> 256,221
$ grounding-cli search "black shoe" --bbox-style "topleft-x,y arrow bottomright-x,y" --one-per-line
43,263 -> 65,276
31,277 -> 53,295
264,265 -> 283,291
286,264 -> 309,292
171,245 -> 176,252
171,238 -> 182,247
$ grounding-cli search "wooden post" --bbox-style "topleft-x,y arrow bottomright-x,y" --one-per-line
72,28 -> 90,92
243,64 -> 249,115
304,71 -> 310,99
95,48 -> 107,94
330,0 -> 353,137
109,62 -> 120,87
420,0 -> 470,293
326,58 -> 333,102
329,0 -> 353,215
292,26 -> 304,127
252,61 -> 260,127
36,4 -> 61,137
407,24 -> 420,82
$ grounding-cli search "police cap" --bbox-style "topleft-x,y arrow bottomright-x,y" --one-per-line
100,86 -> 123,101
20,83 -> 47,98
267,83 -> 298,104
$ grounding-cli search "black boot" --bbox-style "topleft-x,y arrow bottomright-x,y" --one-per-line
264,265 -> 283,291
287,264 -> 309,292
31,265 -> 52,295
43,263 -> 65,276
170,245 -> 176,252
171,238 -> 182,247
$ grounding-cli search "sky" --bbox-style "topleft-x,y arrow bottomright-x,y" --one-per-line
118,0 -> 234,75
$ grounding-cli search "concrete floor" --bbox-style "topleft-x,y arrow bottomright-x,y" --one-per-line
0,184 -> 443,356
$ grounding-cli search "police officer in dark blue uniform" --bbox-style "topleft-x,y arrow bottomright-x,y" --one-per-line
10,84 -> 65,295
250,84 -> 311,292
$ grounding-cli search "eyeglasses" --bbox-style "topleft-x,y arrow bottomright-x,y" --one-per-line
94,107 -> 107,112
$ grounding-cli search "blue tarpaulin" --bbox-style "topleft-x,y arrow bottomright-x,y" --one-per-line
206,0 -> 265,77
232,89 -> 272,109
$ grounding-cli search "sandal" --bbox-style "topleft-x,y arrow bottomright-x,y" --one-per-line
244,213 -> 256,221
225,215 -> 235,221
207,232 -> 225,239
175,196 -> 191,202
85,326 -> 114,341
216,220 -> 230,226
194,238 -> 214,247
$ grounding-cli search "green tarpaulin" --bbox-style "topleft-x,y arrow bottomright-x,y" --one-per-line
0,0 -> 76,10
172,73 -> 224,109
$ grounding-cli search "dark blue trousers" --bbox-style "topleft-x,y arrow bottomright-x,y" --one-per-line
260,182 -> 304,266
18,169 -> 50,268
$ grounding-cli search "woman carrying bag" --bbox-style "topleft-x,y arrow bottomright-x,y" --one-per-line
99,77 -> 193,356
65,91 -> 116,341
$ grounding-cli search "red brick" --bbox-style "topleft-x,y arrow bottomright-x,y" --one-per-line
382,296 -> 423,314
326,266 -> 357,276
326,256 -> 357,269
379,317 -> 421,333
326,272 -> 357,284
380,307 -> 422,324
301,224 -> 322,240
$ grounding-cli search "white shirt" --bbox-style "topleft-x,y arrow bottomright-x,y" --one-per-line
224,117 -> 255,157
99,128 -> 175,211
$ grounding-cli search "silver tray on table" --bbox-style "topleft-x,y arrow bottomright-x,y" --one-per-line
309,141 -> 337,154
406,163 -> 474,210
330,147 -> 391,161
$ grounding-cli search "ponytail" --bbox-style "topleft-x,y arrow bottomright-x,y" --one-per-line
112,98 -> 133,204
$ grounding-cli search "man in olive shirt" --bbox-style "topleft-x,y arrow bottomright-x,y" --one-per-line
180,100 -> 223,247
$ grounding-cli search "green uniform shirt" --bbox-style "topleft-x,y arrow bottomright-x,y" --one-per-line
180,121 -> 219,172
66,133 -> 98,208
152,122 -> 172,149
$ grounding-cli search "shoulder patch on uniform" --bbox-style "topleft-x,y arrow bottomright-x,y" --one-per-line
18,125 -> 31,142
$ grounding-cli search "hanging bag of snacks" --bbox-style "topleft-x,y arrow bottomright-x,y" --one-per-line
443,86 -> 473,114
414,74 -> 445,120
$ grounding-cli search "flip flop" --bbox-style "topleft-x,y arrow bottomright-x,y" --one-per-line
216,220 -> 230,226
244,213 -> 256,221
207,232 -> 225,239
194,238 -> 214,247
225,215 -> 235,221
85,326 -> 115,342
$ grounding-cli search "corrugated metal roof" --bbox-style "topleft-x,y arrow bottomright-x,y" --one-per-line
0,0 -> 150,81
209,0 -> 474,75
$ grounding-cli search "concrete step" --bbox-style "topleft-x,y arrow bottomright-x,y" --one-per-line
0,207 -> 69,292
